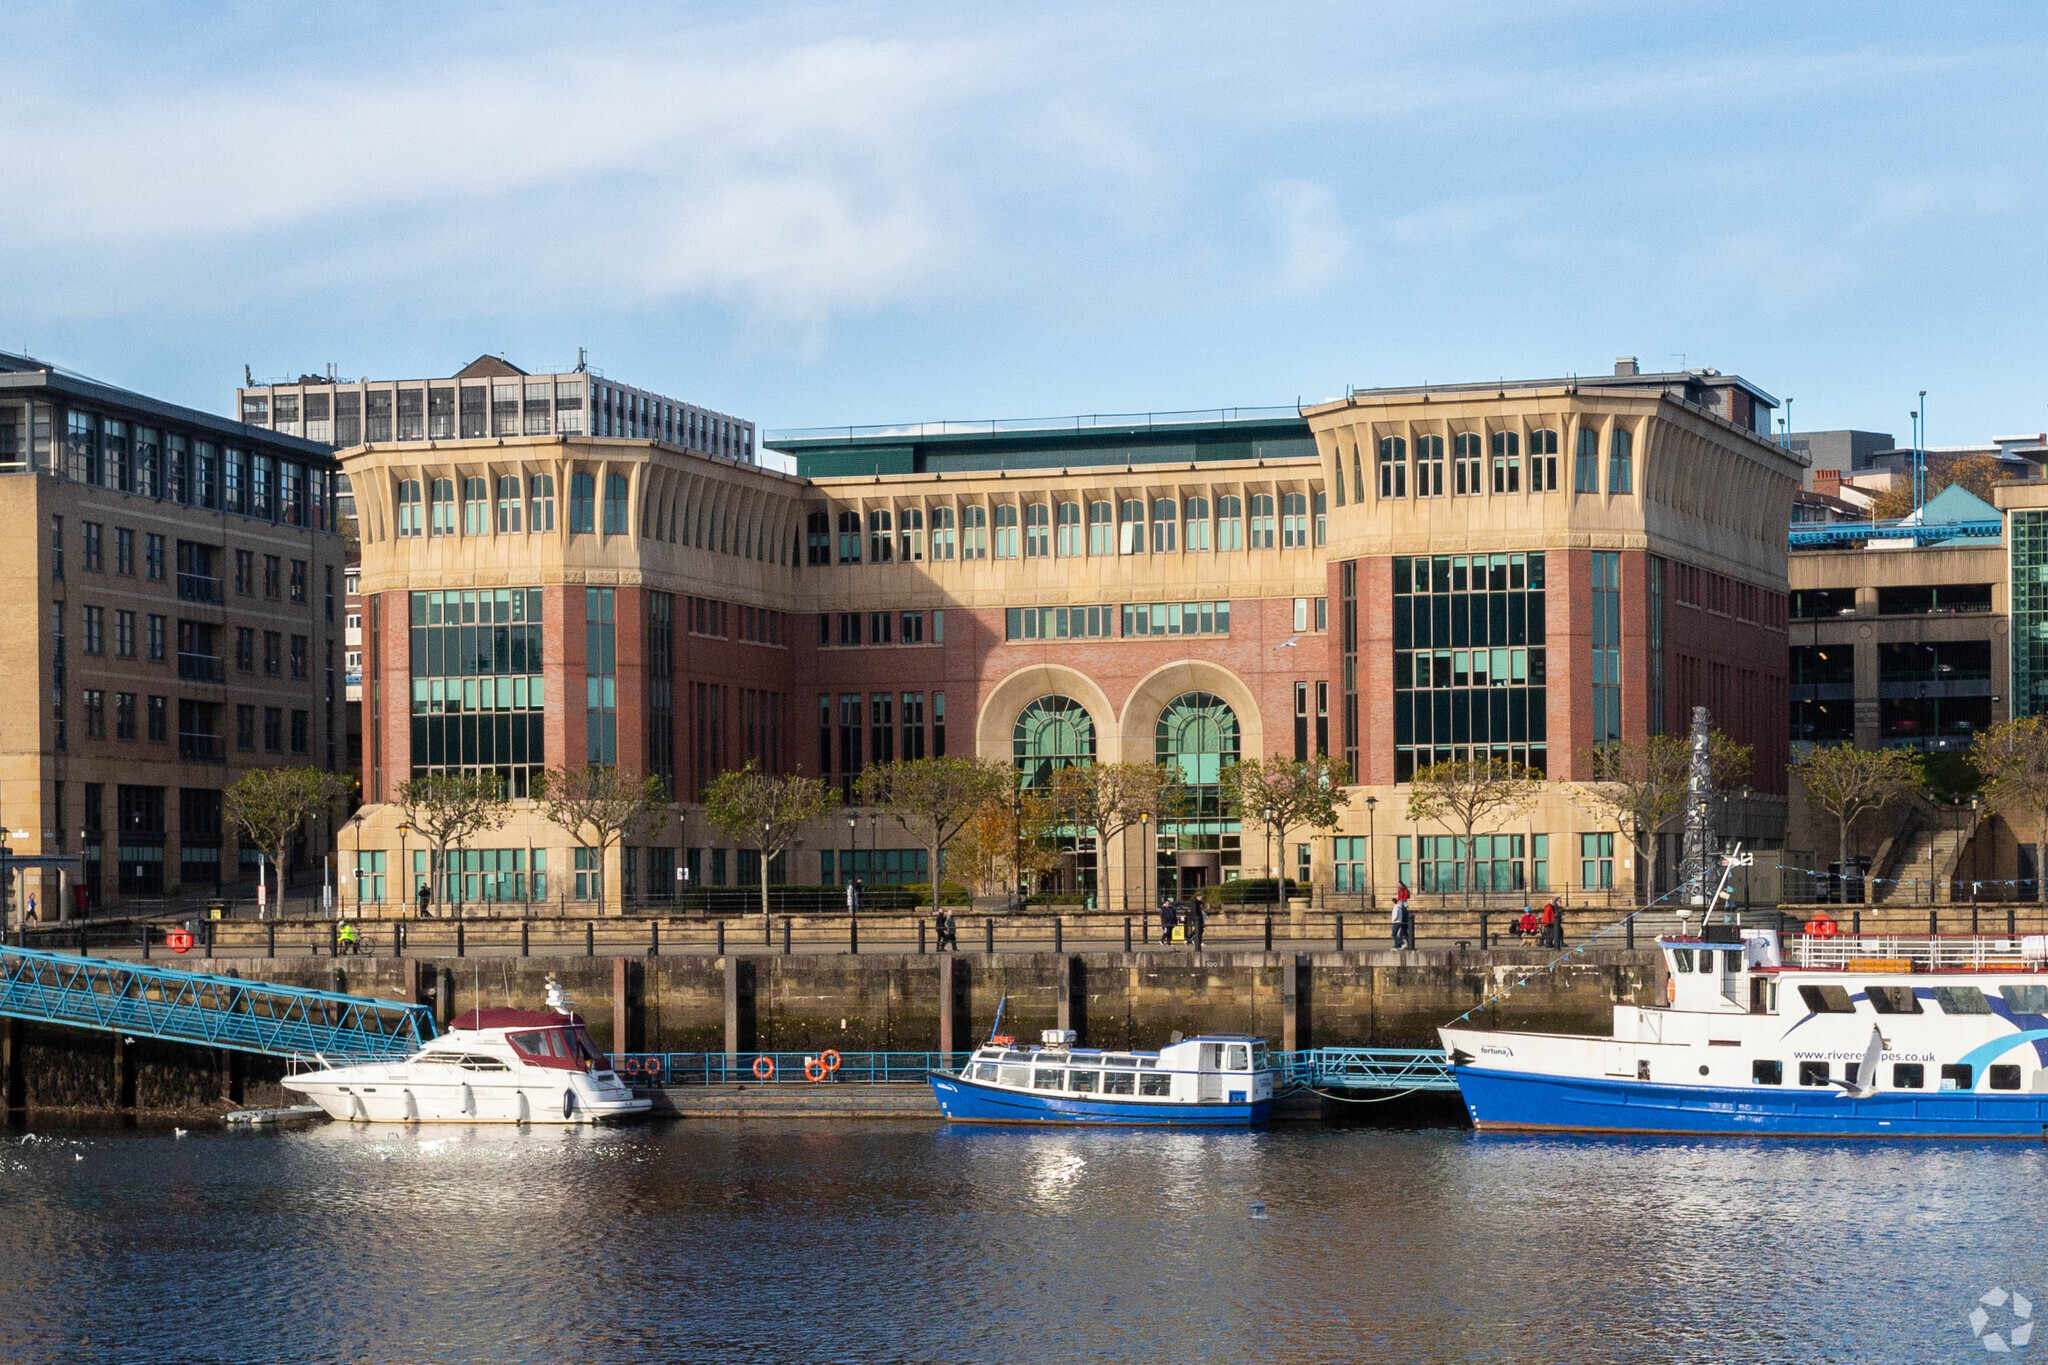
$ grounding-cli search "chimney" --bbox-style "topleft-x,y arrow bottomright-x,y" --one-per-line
1614,356 -> 1639,376
1814,470 -> 1842,497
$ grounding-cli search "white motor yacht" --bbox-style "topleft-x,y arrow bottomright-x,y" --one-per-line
283,978 -> 651,1125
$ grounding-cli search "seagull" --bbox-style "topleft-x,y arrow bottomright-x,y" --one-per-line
173,1128 -> 188,1139
1273,637 -> 1299,650
72,1153 -> 82,1162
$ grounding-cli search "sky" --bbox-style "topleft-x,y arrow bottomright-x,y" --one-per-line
4,1 -> 2046,452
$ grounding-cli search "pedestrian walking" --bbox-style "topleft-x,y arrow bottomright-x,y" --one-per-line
1159,898 -> 1179,945
416,881 -> 432,918
1539,898 -> 1560,950
1187,899 -> 1207,950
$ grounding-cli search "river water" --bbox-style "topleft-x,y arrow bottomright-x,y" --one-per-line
1,1115 -> 2040,1363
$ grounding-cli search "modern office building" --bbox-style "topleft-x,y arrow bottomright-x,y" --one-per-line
0,353 -> 348,915
338,359 -> 1800,914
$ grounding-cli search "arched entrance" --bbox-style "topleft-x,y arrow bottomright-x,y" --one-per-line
1014,696 -> 1097,899
1154,691 -> 1241,901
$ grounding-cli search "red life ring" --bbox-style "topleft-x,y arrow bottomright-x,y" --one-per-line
989,1035 -> 1014,1046
166,929 -> 193,954
820,1049 -> 842,1073
804,1057 -> 827,1082
751,1056 -> 775,1081
1804,915 -> 1839,939
1665,976 -> 1676,1005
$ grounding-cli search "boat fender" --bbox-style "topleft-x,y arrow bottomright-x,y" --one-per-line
820,1049 -> 841,1073
1666,977 -> 1676,1005
461,1083 -> 474,1116
516,1091 -> 530,1125
403,1089 -> 419,1123
752,1056 -> 775,1081
804,1057 -> 827,1083
563,1090 -> 576,1121
1804,914 -> 1838,939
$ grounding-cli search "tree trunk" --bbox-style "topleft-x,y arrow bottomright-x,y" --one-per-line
930,839 -> 942,926
1839,819 -> 1855,906
272,841 -> 288,917
759,848 -> 773,926
2037,835 -> 2046,905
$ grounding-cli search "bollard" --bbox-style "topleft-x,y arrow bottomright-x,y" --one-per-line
585,922 -> 595,958
330,923 -> 339,958
783,918 -> 792,955
141,930 -> 150,961
716,920 -> 726,956
919,919 -> 927,955
764,914 -> 772,947
1335,913 -> 1344,953
1480,912 -> 1490,950
1054,918 -> 1063,954
850,919 -> 859,955
1929,910 -> 1938,937
1625,915 -> 1634,950
456,921 -> 465,959
1852,910 -> 1862,936
393,922 -> 403,958
1124,917 -> 1132,953
267,922 -> 277,959
2011,906 -> 2019,938
651,921 -> 660,958
79,926 -> 88,957
985,917 -> 995,954
1264,915 -> 1273,952
204,921 -> 214,959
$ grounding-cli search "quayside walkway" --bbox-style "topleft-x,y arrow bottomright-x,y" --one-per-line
0,944 -> 434,1062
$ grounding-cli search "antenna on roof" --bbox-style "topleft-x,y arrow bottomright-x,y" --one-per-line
244,364 -> 253,387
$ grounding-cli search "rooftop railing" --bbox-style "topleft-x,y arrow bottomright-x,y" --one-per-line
766,407 -> 1304,445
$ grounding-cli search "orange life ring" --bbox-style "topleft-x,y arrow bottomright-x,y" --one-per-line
821,1049 -> 842,1073
989,1035 -> 1014,1046
167,929 -> 193,954
751,1056 -> 775,1081
804,1057 -> 827,1082
1804,915 -> 1839,939
1666,976 -> 1676,1005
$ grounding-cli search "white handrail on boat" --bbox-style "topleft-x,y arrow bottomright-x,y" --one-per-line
1791,934 -> 2048,971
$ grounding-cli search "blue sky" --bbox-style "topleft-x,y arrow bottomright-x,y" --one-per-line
4,2 -> 2045,451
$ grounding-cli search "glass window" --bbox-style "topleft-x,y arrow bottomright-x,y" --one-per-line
1281,492 -> 1308,547
1529,429 -> 1559,491
603,474 -> 629,534
395,479 -> 422,538
1248,494 -> 1275,548
1152,499 -> 1177,553
1453,433 -> 1482,495
869,508 -> 895,563
1014,696 -> 1097,789
528,474 -> 555,531
1752,1060 -> 1782,1085
1490,431 -> 1520,493
462,476 -> 488,535
931,506 -> 956,560
1940,1064 -> 1974,1092
1024,502 -> 1050,558
1156,691 -> 1239,819
1574,427 -> 1600,493
1414,434 -> 1444,497
1990,1064 -> 2022,1091
1183,496 -> 1210,552
1378,437 -> 1408,498
1864,985 -> 1922,1015
1119,500 -> 1145,555
1798,1061 -> 1830,1087
992,504 -> 1019,559
1055,502 -> 1082,556
961,505 -> 987,560
1797,984 -> 1857,1014
496,476 -> 523,533
569,473 -> 595,533
1216,495 -> 1243,550
1087,500 -> 1113,555
899,506 -> 925,561
1032,1068 -> 1063,1091
1999,985 -> 2048,1014
1893,1063 -> 1925,1089
1609,428 -> 1634,494
429,478 -> 455,536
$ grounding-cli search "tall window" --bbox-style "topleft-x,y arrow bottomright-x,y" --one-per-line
395,479 -> 422,537
603,474 -> 629,534
1152,499 -> 1177,553
1281,493 -> 1308,547
1378,436 -> 1408,498
426,479 -> 454,535
1648,555 -> 1666,736
962,505 -> 988,559
569,473 -> 595,532
1592,550 -> 1621,745
1393,553 -> 1548,780
1609,428 -> 1634,494
1575,428 -> 1600,493
1581,832 -> 1615,889
1529,429 -> 1559,491
899,506 -> 925,561
1025,503 -> 1050,558
1014,696 -> 1096,789
1248,494 -> 1275,549
648,593 -> 674,793
1217,495 -> 1243,550
838,510 -> 862,563
1314,491 -> 1327,547
1184,497 -> 1211,552
807,511 -> 831,564
408,588 -> 546,795
1119,500 -> 1145,554
870,508 -> 895,562
930,506 -> 956,560
1412,434 -> 1443,497
1087,500 -> 1113,555
1490,432 -> 1520,493
462,477 -> 488,535
1055,501 -> 1082,556
1156,692 -> 1239,819
993,504 -> 1019,558
496,475 -> 523,532
528,474 -> 555,531
1453,434 -> 1482,495
587,587 -> 617,764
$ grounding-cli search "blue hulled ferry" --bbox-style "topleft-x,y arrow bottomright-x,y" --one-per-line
929,1029 -> 1276,1125
1443,927 -> 2048,1138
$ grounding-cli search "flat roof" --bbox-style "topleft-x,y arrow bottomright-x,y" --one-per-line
0,351 -> 336,465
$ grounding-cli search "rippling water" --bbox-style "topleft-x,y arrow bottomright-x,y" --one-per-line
0,1115 -> 2040,1363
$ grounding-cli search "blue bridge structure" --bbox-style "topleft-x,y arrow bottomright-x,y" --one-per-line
0,944 -> 435,1062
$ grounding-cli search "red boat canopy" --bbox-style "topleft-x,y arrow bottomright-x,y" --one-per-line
448,1008 -> 585,1031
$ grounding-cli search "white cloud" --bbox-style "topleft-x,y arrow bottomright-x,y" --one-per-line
1266,179 -> 1353,295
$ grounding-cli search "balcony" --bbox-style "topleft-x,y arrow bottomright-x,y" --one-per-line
176,573 -> 223,605
178,733 -> 225,763
177,652 -> 226,684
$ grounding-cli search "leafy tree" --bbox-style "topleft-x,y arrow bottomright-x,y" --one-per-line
1229,755 -> 1353,891
1867,453 -> 2004,519
530,766 -> 670,914
397,772 -> 512,916
701,764 -> 838,921
1048,761 -> 1190,910
1973,717 -> 2048,904
1572,732 -> 1753,904
858,758 -> 1013,922
224,767 -> 356,914
950,791 -> 1063,897
1790,744 -> 1922,905
1404,757 -> 1545,906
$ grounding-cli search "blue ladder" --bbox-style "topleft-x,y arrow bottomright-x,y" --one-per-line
0,944 -> 435,1062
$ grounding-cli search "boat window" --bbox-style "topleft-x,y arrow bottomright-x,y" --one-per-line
457,1055 -> 509,1072
998,1066 -> 1029,1088
1893,1063 -> 1924,1089
975,1049 -> 1003,1061
2000,985 -> 2048,1015
1102,1072 -> 1136,1095
1138,1073 -> 1172,1097
1940,1064 -> 1974,1092
971,1064 -> 998,1081
1798,1061 -> 1830,1086
1751,1060 -> 1782,1085
1990,1065 -> 2022,1091
1032,1069 -> 1064,1091
1068,1070 -> 1099,1094
1797,984 -> 1856,1014
1137,1058 -> 1159,1068
1722,950 -> 1744,974
1865,986 -> 1922,1015
1672,949 -> 1694,973
1225,1044 -> 1250,1071
1932,987 -> 1991,1015
1002,1051 -> 1033,1063
1104,1055 -> 1136,1067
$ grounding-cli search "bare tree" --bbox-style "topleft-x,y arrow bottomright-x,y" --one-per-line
858,758 -> 1013,921
1229,755 -> 1353,894
1404,757 -> 1545,906
1790,744 -> 1922,905
1048,761 -> 1190,910
1573,732 -> 1753,904
224,767 -> 356,914
701,763 -> 838,920
1974,717 -> 2048,904
397,772 -> 511,916
530,766 -> 670,914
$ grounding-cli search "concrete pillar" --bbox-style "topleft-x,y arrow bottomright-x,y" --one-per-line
2,1018 -> 22,1109
1282,956 -> 1304,1052
613,956 -> 629,1055
436,966 -> 455,1028
113,1034 -> 136,1112
723,957 -> 754,1062
938,954 -> 957,1058
1057,956 -> 1072,1036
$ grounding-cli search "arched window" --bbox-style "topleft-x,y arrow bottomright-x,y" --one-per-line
1415,434 -> 1445,497
1609,428 -> 1634,494
603,473 -> 629,535
807,510 -> 830,565
962,505 -> 988,559
1490,431 -> 1521,494
1155,692 -> 1239,819
1216,495 -> 1243,550
430,478 -> 456,536
869,508 -> 894,563
1528,429 -> 1559,491
993,503 -> 1019,558
1281,492 -> 1308,547
495,475 -> 522,533
528,474 -> 555,531
1087,500 -> 1113,555
569,472 -> 595,532
899,506 -> 925,561
463,476 -> 489,535
395,478 -> 422,538
1014,696 -> 1096,790
1248,494 -> 1275,549
838,509 -> 861,563
1119,499 -> 1145,554
1152,499 -> 1177,553
931,506 -> 956,560
1378,437 -> 1407,499
1024,502 -> 1050,558
1453,433 -> 1482,495
1055,501 -> 1082,556
1183,496 -> 1210,552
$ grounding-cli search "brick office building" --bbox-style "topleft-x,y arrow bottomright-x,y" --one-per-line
340,362 -> 1799,915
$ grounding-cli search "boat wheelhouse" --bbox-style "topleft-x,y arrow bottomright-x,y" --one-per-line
1442,929 -> 2048,1138
929,1030 -> 1276,1125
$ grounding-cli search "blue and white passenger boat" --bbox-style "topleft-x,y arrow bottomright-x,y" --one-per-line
929,1029 -> 1277,1125
1442,927 -> 2048,1138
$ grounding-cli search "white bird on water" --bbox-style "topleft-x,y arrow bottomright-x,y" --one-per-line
72,1153 -> 82,1162
173,1128 -> 188,1139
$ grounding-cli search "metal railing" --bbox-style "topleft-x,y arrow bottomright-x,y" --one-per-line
177,733 -> 225,762
1791,934 -> 2048,971
765,407 -> 1304,445
175,573 -> 223,604
604,1047 -> 1458,1092
177,652 -> 225,683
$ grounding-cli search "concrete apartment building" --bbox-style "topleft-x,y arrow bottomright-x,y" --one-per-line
0,354 -> 347,917
337,359 -> 1798,915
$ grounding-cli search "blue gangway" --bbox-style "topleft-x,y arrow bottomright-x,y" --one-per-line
1288,1047 -> 1458,1091
0,944 -> 435,1062
607,1046 -> 1458,1091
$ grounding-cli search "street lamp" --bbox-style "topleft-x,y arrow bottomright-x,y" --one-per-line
396,822 -> 411,915
1137,811 -> 1151,913
1261,806 -> 1278,907
845,812 -> 858,913
1012,790 -> 1025,908
1364,795 -> 1379,909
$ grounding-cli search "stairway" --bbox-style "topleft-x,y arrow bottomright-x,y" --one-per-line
1877,822 -> 1974,905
